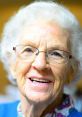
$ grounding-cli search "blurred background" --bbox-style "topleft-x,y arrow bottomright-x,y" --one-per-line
0,0 -> 82,104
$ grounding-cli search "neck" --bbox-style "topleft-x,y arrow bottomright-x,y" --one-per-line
20,93 -> 63,117
20,94 -> 46,117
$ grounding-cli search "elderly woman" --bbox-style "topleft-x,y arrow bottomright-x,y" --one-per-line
0,1 -> 82,117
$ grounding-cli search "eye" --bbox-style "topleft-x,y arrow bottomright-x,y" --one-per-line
20,46 -> 35,58
23,47 -> 33,52
16,45 -> 38,59
20,46 -> 35,57
49,50 -> 64,58
23,47 -> 34,53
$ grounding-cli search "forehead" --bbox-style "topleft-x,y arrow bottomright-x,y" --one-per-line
17,21 -> 70,50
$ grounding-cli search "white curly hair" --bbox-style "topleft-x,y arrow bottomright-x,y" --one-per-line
0,1 -> 82,87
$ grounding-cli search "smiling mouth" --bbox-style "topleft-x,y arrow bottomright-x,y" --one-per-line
29,78 -> 51,83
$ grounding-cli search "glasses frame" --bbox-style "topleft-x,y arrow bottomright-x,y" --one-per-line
13,45 -> 72,64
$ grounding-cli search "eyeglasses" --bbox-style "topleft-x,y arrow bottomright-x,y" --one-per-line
13,45 -> 72,64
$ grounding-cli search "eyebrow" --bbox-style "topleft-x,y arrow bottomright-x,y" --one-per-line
20,40 -> 38,47
47,44 -> 69,52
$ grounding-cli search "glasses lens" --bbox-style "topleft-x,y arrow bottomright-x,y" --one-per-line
47,50 -> 69,64
16,45 -> 38,61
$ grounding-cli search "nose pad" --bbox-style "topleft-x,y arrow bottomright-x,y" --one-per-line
32,52 -> 48,70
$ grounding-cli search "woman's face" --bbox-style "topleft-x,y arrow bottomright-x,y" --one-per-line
13,21 -> 70,104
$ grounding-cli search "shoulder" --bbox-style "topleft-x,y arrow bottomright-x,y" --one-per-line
0,100 -> 19,117
68,108 -> 82,117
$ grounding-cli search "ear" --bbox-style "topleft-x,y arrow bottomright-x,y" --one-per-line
65,58 -> 79,85
10,62 -> 17,80
6,62 -> 17,85
7,50 -> 17,80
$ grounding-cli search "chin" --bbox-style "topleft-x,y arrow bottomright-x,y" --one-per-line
25,91 -> 54,104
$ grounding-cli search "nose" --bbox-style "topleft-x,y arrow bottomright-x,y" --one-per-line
32,52 -> 48,70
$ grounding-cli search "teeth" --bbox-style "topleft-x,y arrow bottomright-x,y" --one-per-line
30,78 -> 50,83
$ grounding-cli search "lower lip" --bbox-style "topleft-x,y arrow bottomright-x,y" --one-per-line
26,78 -> 53,92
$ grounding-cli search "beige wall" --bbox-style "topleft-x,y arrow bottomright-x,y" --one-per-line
0,0 -> 82,94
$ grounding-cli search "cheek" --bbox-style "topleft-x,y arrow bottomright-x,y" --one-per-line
47,65 -> 67,100
50,64 -> 68,84
16,60 -> 31,75
15,60 -> 32,84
